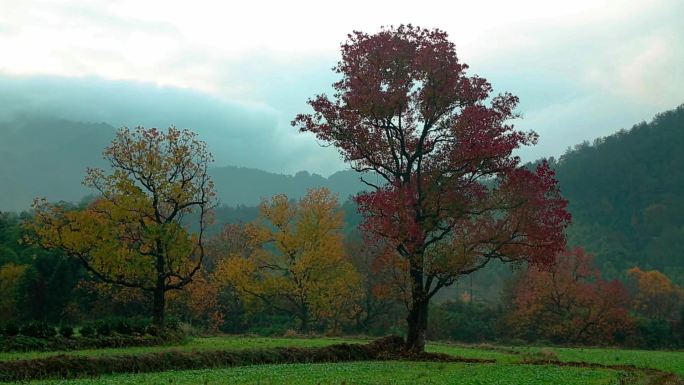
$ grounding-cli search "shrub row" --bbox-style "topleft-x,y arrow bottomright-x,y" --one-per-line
78,318 -> 170,338
0,336 -> 409,382
1,317 -> 181,348
0,322 -> 59,339
0,330 -> 186,353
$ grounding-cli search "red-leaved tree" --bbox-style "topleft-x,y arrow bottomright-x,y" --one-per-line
507,248 -> 632,344
293,25 -> 570,351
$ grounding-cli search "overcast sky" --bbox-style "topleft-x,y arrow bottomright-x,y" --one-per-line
0,0 -> 682,175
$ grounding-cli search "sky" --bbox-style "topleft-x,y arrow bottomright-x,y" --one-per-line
0,0 -> 682,175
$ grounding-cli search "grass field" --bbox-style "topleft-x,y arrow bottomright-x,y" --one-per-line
430,343 -> 684,377
25,362 -> 628,385
510,345 -> 684,377
1,336 -> 682,384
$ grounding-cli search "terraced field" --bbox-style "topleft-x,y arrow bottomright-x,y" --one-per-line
0,336 -> 362,361
1,336 -> 682,384
430,343 -> 684,377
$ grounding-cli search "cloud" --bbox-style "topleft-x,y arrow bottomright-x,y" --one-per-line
0,0 -> 682,171
464,0 -> 684,159
0,74 -> 345,175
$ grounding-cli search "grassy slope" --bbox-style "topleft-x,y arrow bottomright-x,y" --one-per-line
32,362 -> 624,385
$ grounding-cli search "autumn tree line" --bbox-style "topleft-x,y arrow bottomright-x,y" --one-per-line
1,25 -> 683,351
2,194 -> 684,348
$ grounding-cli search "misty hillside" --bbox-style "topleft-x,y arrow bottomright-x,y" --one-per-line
555,105 -> 684,283
0,116 -> 112,210
212,166 -> 365,207
0,115 -> 365,211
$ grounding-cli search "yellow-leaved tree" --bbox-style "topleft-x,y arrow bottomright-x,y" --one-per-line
215,188 -> 361,332
627,267 -> 684,322
26,126 -> 216,327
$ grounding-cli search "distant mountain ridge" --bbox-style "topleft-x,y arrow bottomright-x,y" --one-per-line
0,115 -> 365,211
0,116 -> 112,211
211,166 -> 364,207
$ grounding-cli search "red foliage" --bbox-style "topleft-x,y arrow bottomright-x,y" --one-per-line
293,24 -> 570,350
508,248 -> 633,344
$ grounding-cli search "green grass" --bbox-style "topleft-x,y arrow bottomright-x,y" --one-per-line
29,361 -> 627,385
429,342 -> 684,376
428,343 -> 519,363
511,346 -> 684,377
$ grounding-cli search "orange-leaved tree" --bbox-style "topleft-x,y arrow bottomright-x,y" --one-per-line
26,126 -> 216,327
169,270 -> 224,332
167,223 -> 255,332
627,267 -> 684,322
215,188 -> 361,332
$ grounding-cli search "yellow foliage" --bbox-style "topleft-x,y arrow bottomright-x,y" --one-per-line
214,188 -> 362,331
24,126 -> 216,325
627,267 -> 684,321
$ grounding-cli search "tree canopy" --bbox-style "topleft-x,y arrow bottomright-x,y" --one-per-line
216,188 -> 361,332
293,24 -> 570,351
27,126 -> 216,326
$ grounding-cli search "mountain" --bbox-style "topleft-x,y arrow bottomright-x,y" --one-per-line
211,166 -> 365,207
0,115 -> 365,212
0,116 -> 113,211
552,104 -> 684,284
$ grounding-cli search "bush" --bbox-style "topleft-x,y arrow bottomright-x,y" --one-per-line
0,330 -> 186,353
164,316 -> 181,331
20,322 -> 56,339
113,319 -> 132,335
427,300 -> 504,343
129,319 -> 148,335
245,314 -> 294,336
632,318 -> 674,348
79,324 -> 95,338
0,336 -> 49,352
59,325 -> 74,338
145,324 -> 161,336
83,317 -> 152,336
2,323 -> 19,337
96,322 -> 112,337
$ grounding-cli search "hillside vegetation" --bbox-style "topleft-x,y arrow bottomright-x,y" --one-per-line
553,105 -> 684,283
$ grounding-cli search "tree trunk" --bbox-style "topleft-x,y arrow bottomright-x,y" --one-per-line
152,279 -> 166,328
406,296 -> 429,352
405,259 -> 429,352
299,303 -> 309,333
